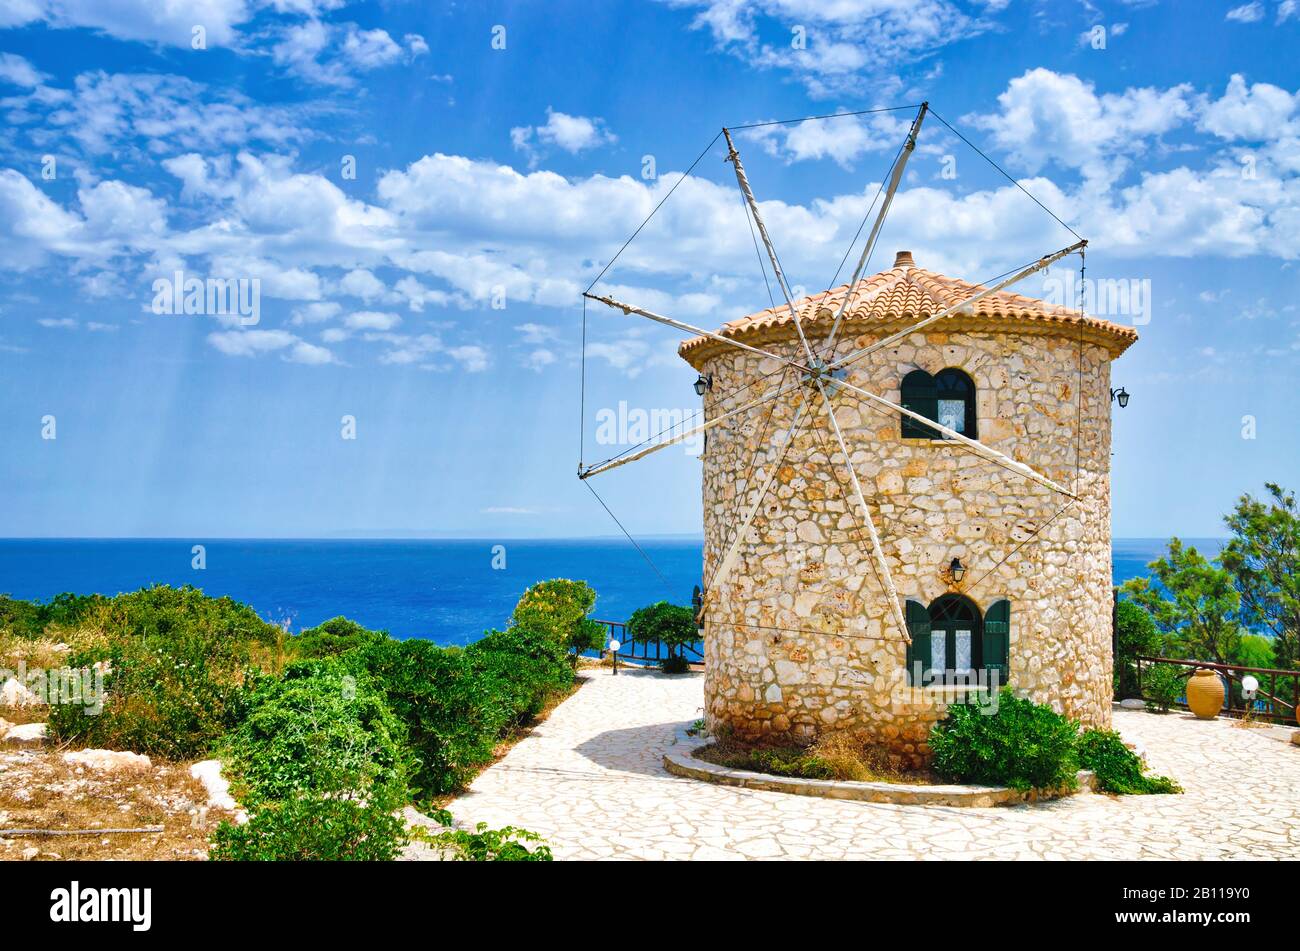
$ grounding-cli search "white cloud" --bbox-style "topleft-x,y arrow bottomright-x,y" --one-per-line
339,268 -> 389,301
344,310 -> 401,331
1225,2 -> 1265,22
511,108 -> 616,164
1198,74 -> 1300,141
290,301 -> 342,325
445,344 -> 488,372
37,317 -> 76,328
271,20 -> 425,86
743,109 -> 910,167
523,348 -> 556,371
207,327 -> 335,364
1280,0 -> 1299,23
0,52 -> 47,87
969,68 -> 1194,183
663,0 -> 990,98
0,0 -> 252,47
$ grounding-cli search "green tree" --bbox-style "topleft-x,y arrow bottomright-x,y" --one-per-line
1114,598 -> 1161,698
1220,483 -> 1300,669
1121,538 -> 1241,665
510,579 -> 604,668
626,601 -> 697,662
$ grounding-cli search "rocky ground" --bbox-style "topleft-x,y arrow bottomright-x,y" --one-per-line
1,716 -> 239,861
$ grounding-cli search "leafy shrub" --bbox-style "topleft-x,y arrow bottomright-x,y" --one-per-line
660,653 -> 691,674
0,592 -> 105,639
45,585 -> 292,760
421,809 -> 553,861
626,601 -> 697,663
929,689 -> 1080,791
466,627 -> 573,721
1077,729 -> 1181,795
510,579 -> 605,665
292,616 -> 389,659
210,793 -> 408,861
1114,599 -> 1160,698
1143,662 -> 1185,713
348,639 -> 515,796
221,659 -> 410,809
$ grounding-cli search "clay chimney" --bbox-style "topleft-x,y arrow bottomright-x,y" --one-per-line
893,250 -> 915,268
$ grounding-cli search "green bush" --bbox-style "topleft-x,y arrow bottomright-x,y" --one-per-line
660,654 -> 691,674
929,689 -> 1080,791
421,809 -> 553,861
1143,662 -> 1185,713
627,601 -> 697,659
221,659 -> 410,809
210,793 -> 408,861
292,616 -> 389,659
510,578 -> 605,665
0,592 -> 105,638
1077,729 -> 1181,795
466,627 -> 573,721
1114,599 -> 1160,698
348,639 -> 514,796
45,585 -> 291,760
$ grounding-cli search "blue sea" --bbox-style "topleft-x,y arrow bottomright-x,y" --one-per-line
0,537 -> 1225,645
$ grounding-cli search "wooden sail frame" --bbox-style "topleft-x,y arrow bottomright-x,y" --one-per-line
579,103 -> 1088,645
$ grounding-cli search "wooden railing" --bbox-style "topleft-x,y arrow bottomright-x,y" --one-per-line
1136,655 -> 1300,724
592,619 -> 703,668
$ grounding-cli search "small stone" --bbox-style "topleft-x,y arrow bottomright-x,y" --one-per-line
21,847 -> 39,861
3,722 -> 47,749
62,750 -> 152,772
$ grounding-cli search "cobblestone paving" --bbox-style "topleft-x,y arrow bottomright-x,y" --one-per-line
444,668 -> 1300,860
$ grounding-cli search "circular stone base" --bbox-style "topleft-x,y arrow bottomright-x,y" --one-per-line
665,727 -> 1093,808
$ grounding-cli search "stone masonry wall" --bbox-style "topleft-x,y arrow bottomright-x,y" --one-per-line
696,326 -> 1114,765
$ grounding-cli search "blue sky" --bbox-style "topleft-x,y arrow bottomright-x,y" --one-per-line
0,0 -> 1296,539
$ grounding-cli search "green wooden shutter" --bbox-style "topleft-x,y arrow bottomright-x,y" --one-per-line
904,599 -> 932,685
900,370 -> 939,439
983,599 -> 1010,687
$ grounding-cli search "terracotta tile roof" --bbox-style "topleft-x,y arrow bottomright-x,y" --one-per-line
678,254 -> 1139,365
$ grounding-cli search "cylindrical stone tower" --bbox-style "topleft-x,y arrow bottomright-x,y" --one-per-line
679,252 -> 1137,765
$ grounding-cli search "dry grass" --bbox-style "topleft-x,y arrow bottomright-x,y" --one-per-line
695,729 -> 935,785
0,749 -> 238,861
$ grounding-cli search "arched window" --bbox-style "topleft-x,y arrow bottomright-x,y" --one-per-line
935,368 -> 978,438
904,595 -> 1010,686
899,367 -> 978,439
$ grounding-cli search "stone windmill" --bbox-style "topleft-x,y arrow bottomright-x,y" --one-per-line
579,104 -> 1136,764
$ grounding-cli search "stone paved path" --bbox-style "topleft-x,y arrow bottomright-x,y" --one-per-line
446,668 -> 1300,860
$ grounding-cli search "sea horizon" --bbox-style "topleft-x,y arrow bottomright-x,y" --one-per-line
0,536 -> 1228,646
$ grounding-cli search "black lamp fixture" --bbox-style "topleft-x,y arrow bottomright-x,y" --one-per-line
1110,386 -> 1130,409
693,373 -> 713,396
948,557 -> 966,584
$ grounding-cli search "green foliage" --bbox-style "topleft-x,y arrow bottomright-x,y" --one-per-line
347,628 -> 572,797
1221,483 -> 1300,669
1142,662 -> 1185,713
660,653 -> 691,674
46,586 -> 288,759
292,616 -> 389,659
929,689 -> 1080,791
626,600 -> 698,671
421,809 -> 553,861
1114,598 -> 1161,698
1122,538 -> 1242,665
1235,634 -> 1276,670
1077,729 -> 1181,795
0,591 -> 105,638
466,626 -> 573,722
510,578 -> 603,665
221,659 -> 410,809
747,748 -> 836,780
209,793 -> 408,861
